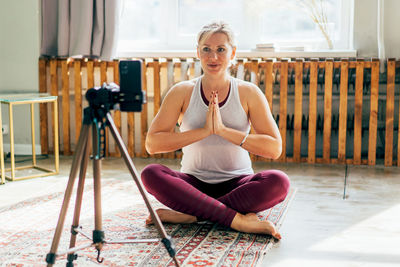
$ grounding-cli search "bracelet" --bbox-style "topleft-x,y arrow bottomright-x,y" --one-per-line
239,132 -> 249,147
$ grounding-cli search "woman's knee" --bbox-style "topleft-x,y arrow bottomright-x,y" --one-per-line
276,170 -> 290,197
140,163 -> 165,189
258,170 -> 290,198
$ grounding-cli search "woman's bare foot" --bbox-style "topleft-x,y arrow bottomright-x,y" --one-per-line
146,208 -> 197,225
245,213 -> 261,222
230,213 -> 282,240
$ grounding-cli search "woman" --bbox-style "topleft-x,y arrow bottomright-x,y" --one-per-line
141,22 -> 290,239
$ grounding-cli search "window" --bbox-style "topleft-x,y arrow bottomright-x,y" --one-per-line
117,0 -> 353,54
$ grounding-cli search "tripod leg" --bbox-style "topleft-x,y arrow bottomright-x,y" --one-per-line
46,124 -> 91,266
66,127 -> 92,266
106,113 -> 181,267
91,123 -> 105,252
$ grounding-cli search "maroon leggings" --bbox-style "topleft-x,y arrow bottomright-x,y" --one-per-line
141,164 -> 290,227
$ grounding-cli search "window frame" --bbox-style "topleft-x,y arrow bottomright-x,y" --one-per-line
117,0 -> 355,56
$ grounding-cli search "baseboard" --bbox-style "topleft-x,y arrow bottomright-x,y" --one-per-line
2,144 -> 42,155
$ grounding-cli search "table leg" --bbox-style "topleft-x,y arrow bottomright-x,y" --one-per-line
0,104 -> 4,184
53,100 -> 59,173
9,104 -> 15,180
31,103 -> 37,166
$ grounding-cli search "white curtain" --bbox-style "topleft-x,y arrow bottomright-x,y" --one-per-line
40,0 -> 121,60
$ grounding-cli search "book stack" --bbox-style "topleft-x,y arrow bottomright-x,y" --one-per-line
252,43 -> 276,52
278,46 -> 305,51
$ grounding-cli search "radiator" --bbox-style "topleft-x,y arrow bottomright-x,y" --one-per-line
38,57 -> 400,166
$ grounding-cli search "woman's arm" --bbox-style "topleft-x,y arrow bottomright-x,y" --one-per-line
213,84 -> 282,159
145,82 -> 213,154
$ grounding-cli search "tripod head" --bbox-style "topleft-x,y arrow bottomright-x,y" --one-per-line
85,60 -> 146,113
85,83 -> 120,113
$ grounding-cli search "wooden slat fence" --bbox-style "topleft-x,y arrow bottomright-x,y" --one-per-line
38,57 -> 400,166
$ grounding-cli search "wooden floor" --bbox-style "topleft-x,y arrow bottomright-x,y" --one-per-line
0,156 -> 399,267
257,161 -> 400,267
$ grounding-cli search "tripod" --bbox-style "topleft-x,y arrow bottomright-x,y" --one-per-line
45,106 -> 180,266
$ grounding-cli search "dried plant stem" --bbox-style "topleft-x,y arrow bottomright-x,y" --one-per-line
317,23 -> 333,49
299,0 -> 333,49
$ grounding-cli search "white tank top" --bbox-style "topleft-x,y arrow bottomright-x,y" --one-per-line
180,76 -> 254,183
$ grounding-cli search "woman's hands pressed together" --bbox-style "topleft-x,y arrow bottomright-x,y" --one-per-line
204,91 -> 226,136
202,86 -> 282,159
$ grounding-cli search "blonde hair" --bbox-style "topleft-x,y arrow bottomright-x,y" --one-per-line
197,21 -> 236,48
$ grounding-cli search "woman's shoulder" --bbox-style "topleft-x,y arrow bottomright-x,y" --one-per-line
162,78 -> 199,110
235,78 -> 262,96
168,78 -> 198,95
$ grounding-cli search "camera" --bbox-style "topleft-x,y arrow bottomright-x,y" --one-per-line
85,60 -> 146,112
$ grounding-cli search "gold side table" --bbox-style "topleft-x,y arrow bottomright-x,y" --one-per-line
0,93 -> 59,183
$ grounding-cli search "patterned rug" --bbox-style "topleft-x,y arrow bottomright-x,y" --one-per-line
0,178 -> 295,267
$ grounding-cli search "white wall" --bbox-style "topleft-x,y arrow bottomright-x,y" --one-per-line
0,0 -> 41,154
382,0 -> 400,58
353,0 -> 378,57
354,0 -> 400,58
0,0 -> 40,92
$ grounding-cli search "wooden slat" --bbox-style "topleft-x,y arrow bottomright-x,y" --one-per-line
398,68 -> 400,166
160,61 -> 169,99
323,59 -> 333,163
100,61 -> 107,86
398,109 -> 400,165
333,62 -> 341,69
189,60 -> 196,80
61,59 -> 71,155
368,59 -> 379,166
50,59 -> 58,96
113,60 -> 121,157
49,59 -> 59,154
173,60 -> 182,84
100,61 -> 108,83
308,59 -> 318,163
264,59 -> 273,110
153,60 -> 161,118
353,59 -> 364,164
166,59 -> 175,90
338,59 -> 349,163
141,61 -> 148,157
236,59 -> 245,80
86,60 -> 94,89
74,60 -> 82,145
250,59 -> 259,85
279,59 -> 288,162
181,58 -> 190,81
244,62 -> 252,82
384,59 -> 396,166
293,59 -> 303,162
330,158 -> 355,165
38,58 -> 49,154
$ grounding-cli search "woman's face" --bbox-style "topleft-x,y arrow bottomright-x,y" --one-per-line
197,32 -> 236,76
